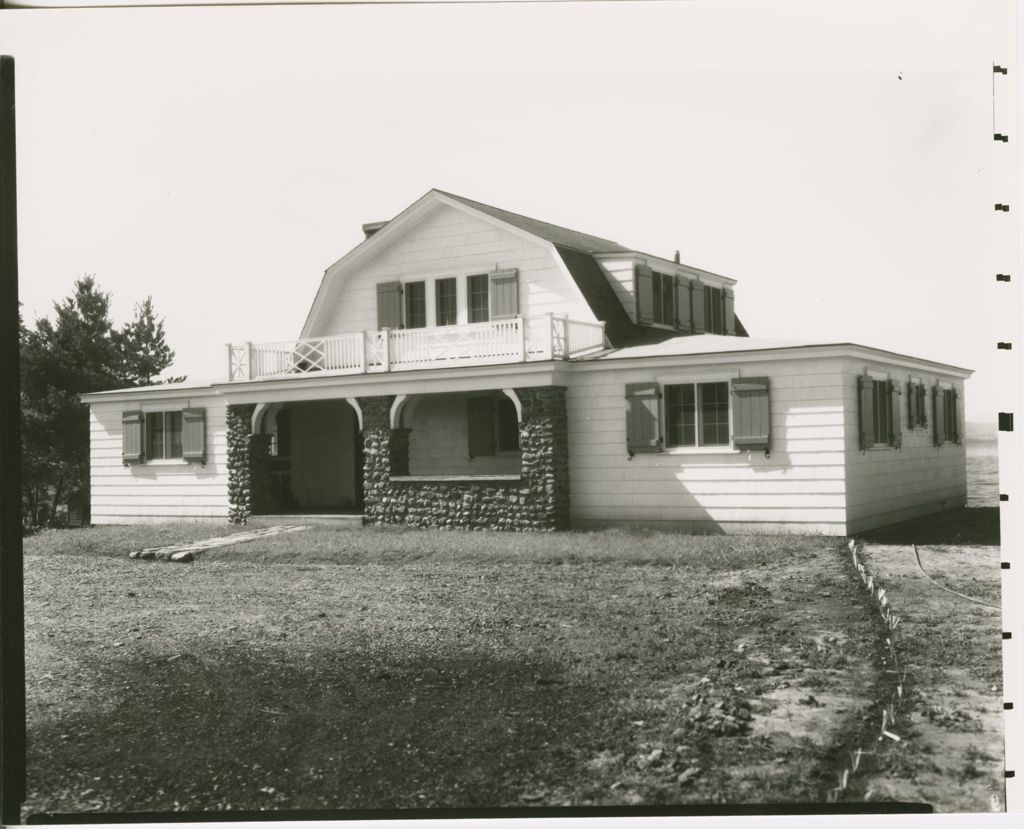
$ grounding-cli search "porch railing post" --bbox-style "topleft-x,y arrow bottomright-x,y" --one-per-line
545,312 -> 555,360
360,330 -> 367,373
517,316 -> 527,362
226,343 -> 233,380
381,328 -> 390,372
245,341 -> 254,380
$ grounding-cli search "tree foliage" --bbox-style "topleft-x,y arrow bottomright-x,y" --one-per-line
20,276 -> 183,528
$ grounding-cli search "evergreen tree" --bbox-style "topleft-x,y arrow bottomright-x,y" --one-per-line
20,276 -> 181,528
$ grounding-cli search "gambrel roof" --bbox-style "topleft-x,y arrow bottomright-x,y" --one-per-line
302,189 -> 747,346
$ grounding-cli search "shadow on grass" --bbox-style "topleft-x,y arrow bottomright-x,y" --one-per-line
26,645 -> 628,815
859,507 -> 1000,546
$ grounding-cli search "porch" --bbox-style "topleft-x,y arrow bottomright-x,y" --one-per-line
226,314 -> 606,381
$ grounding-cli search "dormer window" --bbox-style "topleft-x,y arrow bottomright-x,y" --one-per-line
405,281 -> 427,329
652,271 -> 675,326
704,286 -> 726,334
468,274 -> 489,323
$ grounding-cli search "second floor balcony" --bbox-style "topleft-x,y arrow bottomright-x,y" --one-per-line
226,314 -> 608,382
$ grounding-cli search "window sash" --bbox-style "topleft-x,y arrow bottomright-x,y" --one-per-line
405,281 -> 426,329
871,379 -> 892,446
705,287 -> 724,334
468,274 -> 489,323
651,272 -> 675,326
435,278 -> 458,326
666,382 -> 729,447
146,411 -> 182,460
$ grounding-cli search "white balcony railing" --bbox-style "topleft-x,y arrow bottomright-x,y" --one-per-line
226,314 -> 607,381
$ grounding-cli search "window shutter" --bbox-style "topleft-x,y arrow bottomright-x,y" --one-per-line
376,281 -> 403,329
488,268 -> 519,320
933,385 -> 945,446
724,289 -> 736,336
467,397 -> 496,458
182,408 -> 206,462
625,382 -> 662,453
691,282 -> 707,333
675,277 -> 692,332
731,377 -> 770,451
918,384 -> 927,427
857,376 -> 875,450
122,410 -> 144,463
906,380 -> 916,429
951,389 -> 961,445
889,380 -> 902,449
635,264 -> 655,325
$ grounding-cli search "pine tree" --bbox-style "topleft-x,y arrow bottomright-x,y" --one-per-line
20,276 -> 182,528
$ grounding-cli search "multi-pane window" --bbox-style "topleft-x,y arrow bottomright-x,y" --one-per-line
468,274 -> 489,323
665,382 -> 730,447
435,278 -> 458,326
652,271 -> 675,326
404,281 -> 426,329
872,379 -> 893,445
146,411 -> 182,460
942,388 -> 958,442
705,286 -> 725,334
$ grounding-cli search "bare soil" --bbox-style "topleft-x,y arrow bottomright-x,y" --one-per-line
22,527 -> 886,816
857,508 -> 1004,811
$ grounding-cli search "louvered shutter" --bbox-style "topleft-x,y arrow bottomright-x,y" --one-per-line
467,397 -> 496,458
625,382 -> 662,453
122,410 -> 144,463
918,384 -> 927,428
951,389 -> 961,444
675,277 -> 692,332
906,381 -> 917,429
182,408 -> 206,462
376,281 -> 403,329
691,282 -> 707,333
488,268 -> 519,320
635,264 -> 655,325
933,385 -> 945,445
858,376 -> 875,450
724,289 -> 736,336
731,377 -> 770,451
889,380 -> 902,449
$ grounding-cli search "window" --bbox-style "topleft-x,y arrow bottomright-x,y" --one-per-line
405,281 -> 426,329
665,382 -> 730,447
435,278 -> 458,326
468,274 -> 489,323
652,271 -> 675,326
704,286 -> 725,334
934,385 -> 960,445
146,411 -> 183,460
467,395 -> 520,457
907,380 -> 927,429
857,376 -> 900,449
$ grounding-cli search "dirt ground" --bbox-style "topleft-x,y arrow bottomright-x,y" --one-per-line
858,508 -> 1004,811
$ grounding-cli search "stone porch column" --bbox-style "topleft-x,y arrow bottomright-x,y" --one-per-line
518,386 -> 571,530
358,395 -> 411,524
226,403 -> 256,524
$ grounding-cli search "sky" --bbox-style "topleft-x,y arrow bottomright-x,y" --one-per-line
0,0 -> 1016,422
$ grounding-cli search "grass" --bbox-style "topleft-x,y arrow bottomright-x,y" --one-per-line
24,523 -> 883,815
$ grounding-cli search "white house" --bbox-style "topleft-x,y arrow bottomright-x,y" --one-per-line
80,190 -> 970,535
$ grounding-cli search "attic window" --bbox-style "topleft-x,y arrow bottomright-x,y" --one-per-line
468,274 -> 489,323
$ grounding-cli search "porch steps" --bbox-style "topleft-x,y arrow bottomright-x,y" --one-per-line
256,514 -> 365,527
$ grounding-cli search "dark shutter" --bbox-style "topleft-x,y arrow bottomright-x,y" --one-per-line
376,281 -> 403,329
858,376 -> 875,450
691,283 -> 707,333
675,277 -> 692,332
889,380 -> 902,449
918,384 -> 927,428
467,397 -> 496,458
625,382 -> 662,453
122,410 -> 144,463
488,268 -> 519,320
951,389 -> 961,444
635,264 -> 654,325
933,385 -> 945,445
724,289 -> 736,336
731,377 -> 770,451
182,408 -> 206,462
906,380 -> 917,429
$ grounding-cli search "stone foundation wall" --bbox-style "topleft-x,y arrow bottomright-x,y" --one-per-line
359,386 -> 570,531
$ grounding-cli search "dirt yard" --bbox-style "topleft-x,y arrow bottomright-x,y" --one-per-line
857,508 -> 1004,811
23,526 -> 888,816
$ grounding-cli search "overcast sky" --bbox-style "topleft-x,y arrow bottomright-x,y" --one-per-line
1,0 -> 1015,421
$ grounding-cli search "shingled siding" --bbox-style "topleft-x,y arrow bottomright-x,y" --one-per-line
88,394 -> 229,524
565,357 -> 852,534
842,360 -> 967,534
316,203 -> 598,336
360,387 -> 569,531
